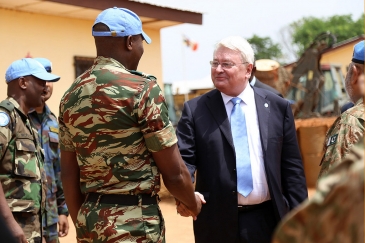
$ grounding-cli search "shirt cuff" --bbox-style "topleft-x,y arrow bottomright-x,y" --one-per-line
144,123 -> 177,152
58,207 -> 69,216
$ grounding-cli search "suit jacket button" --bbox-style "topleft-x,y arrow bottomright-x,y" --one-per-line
233,168 -> 236,171
232,191 -> 236,195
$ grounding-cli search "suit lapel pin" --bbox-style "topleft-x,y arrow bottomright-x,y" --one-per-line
264,103 -> 268,108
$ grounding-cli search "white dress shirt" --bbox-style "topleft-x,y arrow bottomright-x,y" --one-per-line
250,76 -> 257,86
221,84 -> 271,205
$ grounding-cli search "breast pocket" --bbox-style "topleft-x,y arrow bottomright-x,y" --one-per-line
14,138 -> 39,178
48,131 -> 59,149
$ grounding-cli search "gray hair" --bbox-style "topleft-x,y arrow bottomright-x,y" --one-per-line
214,36 -> 255,64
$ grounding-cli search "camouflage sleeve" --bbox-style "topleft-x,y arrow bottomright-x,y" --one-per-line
318,114 -> 364,179
137,80 -> 177,152
272,142 -> 364,243
58,105 -> 75,152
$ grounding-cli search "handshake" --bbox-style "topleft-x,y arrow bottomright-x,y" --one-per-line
175,192 -> 206,220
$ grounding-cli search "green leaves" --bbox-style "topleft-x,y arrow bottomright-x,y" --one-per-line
290,14 -> 364,56
247,34 -> 283,61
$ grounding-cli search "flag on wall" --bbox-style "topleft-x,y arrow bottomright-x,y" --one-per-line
183,35 -> 198,51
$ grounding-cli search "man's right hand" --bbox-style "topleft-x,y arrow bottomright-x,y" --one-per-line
176,192 -> 206,220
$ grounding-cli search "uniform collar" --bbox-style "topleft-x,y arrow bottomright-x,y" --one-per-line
355,98 -> 363,106
29,104 -> 51,116
94,56 -> 131,74
8,97 -> 28,120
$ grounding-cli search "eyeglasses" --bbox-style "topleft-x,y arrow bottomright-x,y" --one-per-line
209,61 -> 248,69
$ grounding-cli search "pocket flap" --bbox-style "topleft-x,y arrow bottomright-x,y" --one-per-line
48,132 -> 59,144
16,139 -> 36,152
6,199 -> 36,213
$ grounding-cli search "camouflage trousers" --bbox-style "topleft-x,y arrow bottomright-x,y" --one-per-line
13,212 -> 42,243
43,223 -> 59,243
75,201 -> 166,243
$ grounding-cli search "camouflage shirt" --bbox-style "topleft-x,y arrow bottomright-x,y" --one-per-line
29,104 -> 68,228
272,141 -> 364,243
59,56 -> 176,195
0,98 -> 46,240
318,98 -> 364,179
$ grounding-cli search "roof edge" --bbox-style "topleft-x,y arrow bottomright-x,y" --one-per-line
322,34 -> 365,54
46,0 -> 203,25
128,0 -> 202,14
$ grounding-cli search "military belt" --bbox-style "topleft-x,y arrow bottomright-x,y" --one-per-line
237,200 -> 272,212
87,192 -> 158,206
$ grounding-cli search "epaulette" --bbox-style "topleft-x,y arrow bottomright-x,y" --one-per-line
129,70 -> 157,81
0,100 -> 15,113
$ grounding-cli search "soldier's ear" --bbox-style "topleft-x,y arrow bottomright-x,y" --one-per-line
126,35 -> 133,51
18,77 -> 27,90
348,65 -> 359,89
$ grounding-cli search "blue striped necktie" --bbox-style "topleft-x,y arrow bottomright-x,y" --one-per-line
230,97 -> 253,197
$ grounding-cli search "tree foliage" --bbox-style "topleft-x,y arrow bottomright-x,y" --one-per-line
247,34 -> 283,61
290,14 -> 364,56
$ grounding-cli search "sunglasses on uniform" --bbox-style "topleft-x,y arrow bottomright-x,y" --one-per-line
209,61 -> 248,69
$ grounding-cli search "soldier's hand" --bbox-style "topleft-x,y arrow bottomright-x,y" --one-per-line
58,215 -> 69,237
176,199 -> 191,217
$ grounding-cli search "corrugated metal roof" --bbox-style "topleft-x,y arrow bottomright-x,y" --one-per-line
331,34 -> 364,48
322,35 -> 365,53
129,0 -> 203,14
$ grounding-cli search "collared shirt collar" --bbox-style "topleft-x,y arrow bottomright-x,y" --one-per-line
29,104 -> 52,121
250,76 -> 256,86
221,83 -> 255,106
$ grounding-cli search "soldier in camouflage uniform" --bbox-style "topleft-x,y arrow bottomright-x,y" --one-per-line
59,7 -> 202,243
0,58 -> 60,243
272,140 -> 364,243
318,40 -> 364,179
29,58 -> 69,243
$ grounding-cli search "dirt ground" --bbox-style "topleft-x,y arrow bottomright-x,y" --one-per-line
60,189 -> 315,243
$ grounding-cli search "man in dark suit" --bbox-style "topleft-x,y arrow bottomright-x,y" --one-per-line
249,60 -> 283,97
251,77 -> 283,97
176,36 -> 307,243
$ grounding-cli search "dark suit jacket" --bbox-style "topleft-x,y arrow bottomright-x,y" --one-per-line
253,78 -> 283,97
176,86 -> 307,243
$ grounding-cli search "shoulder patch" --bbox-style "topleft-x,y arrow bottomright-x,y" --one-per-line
0,100 -> 15,112
327,134 -> 338,146
0,112 -> 10,127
